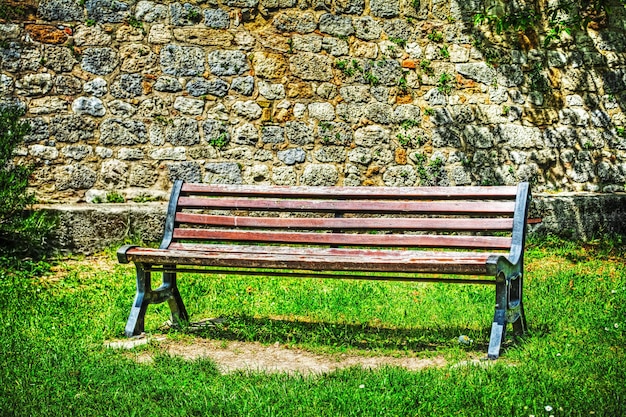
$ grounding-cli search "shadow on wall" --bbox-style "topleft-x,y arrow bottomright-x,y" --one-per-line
530,192 -> 626,240
0,0 -> 38,21
452,0 -> 626,191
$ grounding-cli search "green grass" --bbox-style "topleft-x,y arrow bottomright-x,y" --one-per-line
1,237 -> 625,416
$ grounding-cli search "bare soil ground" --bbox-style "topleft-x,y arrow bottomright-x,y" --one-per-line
107,335 -> 449,375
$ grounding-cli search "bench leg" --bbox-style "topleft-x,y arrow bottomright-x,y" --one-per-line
509,272 -> 527,336
488,270 -> 528,359
487,273 -> 508,360
125,264 -> 189,337
513,302 -> 527,335
162,271 -> 189,327
125,264 -> 151,337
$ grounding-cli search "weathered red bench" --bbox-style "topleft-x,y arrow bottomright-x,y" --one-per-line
118,181 -> 531,359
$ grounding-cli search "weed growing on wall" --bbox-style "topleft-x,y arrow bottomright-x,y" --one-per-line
0,105 -> 56,257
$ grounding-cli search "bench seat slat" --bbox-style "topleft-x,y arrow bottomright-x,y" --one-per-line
181,184 -> 519,200
174,213 -> 514,231
170,229 -> 513,250
125,246 -> 494,275
166,242 -> 503,258
176,197 -> 516,215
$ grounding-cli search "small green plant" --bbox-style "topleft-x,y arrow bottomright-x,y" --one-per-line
318,121 -> 332,132
617,126 -> 626,138
335,60 -> 355,77
419,59 -> 434,76
106,192 -> 125,203
364,71 -> 379,86
286,38 -> 294,54
423,107 -> 435,116
440,44 -> 449,59
85,18 -> 96,27
427,31 -> 444,42
401,119 -> 420,130
389,37 -> 407,48
543,20 -> 571,47
429,157 -> 444,172
473,8 -> 539,34
397,75 -> 409,94
186,9 -> 202,23
154,115 -> 172,126
411,0 -> 419,11
437,72 -> 453,95
209,132 -> 229,149
396,133 -> 411,147
127,16 -> 145,33
501,105 -> 510,116
414,153 -> 445,185
413,152 -> 427,175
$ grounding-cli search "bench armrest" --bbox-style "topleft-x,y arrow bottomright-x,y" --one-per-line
486,254 -> 519,277
117,245 -> 138,264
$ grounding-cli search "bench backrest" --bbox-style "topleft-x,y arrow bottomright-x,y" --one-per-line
160,181 -> 530,259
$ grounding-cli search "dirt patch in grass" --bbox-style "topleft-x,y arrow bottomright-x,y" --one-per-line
109,335 -> 448,375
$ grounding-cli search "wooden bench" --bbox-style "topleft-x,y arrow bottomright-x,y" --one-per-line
118,180 -> 532,359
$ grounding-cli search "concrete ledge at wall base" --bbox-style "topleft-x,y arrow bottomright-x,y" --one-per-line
529,193 -> 626,241
37,192 -> 626,255
38,202 -> 168,255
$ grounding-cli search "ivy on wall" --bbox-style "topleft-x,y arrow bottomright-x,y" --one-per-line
474,0 -> 626,47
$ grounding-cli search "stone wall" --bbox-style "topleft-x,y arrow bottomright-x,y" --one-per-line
2,0 -> 626,204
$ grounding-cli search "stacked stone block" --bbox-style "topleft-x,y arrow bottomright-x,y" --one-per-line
1,0 -> 626,203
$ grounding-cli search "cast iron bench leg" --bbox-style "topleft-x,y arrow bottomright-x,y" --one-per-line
125,264 -> 190,337
488,272 -> 508,359
513,303 -> 527,335
125,263 -> 150,337
510,273 -> 527,335
162,271 -> 189,327
488,270 -> 528,359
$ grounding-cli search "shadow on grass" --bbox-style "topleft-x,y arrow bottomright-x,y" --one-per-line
174,314 -> 496,353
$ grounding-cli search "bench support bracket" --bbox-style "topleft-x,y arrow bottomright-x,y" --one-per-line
125,263 -> 189,337
487,258 -> 527,359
